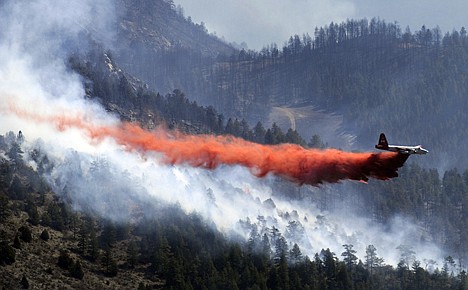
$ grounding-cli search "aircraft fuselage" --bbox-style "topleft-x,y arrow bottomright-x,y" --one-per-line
375,133 -> 429,155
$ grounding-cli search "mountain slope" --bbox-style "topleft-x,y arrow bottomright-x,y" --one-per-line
1,133 -> 467,289
117,0 -> 235,56
110,13 -> 468,168
114,0 -> 236,99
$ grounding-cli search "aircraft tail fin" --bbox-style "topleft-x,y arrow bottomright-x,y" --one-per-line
375,133 -> 389,150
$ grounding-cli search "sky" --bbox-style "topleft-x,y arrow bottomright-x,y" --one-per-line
175,0 -> 468,50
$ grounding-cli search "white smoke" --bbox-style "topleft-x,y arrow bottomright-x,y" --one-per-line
0,0 -> 444,268
24,138 -> 443,266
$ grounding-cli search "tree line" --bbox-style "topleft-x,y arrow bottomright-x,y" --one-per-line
1,130 -> 467,289
113,17 -> 468,168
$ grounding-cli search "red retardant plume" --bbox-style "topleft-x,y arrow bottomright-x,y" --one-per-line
91,123 -> 409,186
8,103 -> 408,186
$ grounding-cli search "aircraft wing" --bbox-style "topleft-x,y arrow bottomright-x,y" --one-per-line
392,146 -> 416,154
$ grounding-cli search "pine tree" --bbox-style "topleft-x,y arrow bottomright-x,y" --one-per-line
70,260 -> 84,279
89,230 -> 100,262
18,225 -> 32,243
264,129 -> 274,145
396,245 -> 416,268
365,244 -> 383,275
40,229 -> 50,241
277,253 -> 290,290
224,118 -> 235,135
100,222 -> 117,248
0,194 -> 9,222
0,241 -> 16,265
253,121 -> 266,144
341,244 -> 358,270
102,247 -> 118,277
45,202 -> 65,231
0,159 -> 13,191
322,248 -> 337,283
285,128 -> 306,146
308,134 -> 326,149
58,250 -> 73,270
77,224 -> 88,255
289,243 -> 303,265
20,274 -> 29,289
127,240 -> 139,268
267,266 -> 280,290
8,142 -> 23,164
13,234 -> 21,249
25,202 -> 40,226
8,176 -> 26,200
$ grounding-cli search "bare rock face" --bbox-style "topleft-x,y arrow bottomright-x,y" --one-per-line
116,0 -> 235,56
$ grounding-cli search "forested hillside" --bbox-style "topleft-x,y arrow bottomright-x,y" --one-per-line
71,50 -> 468,272
69,50 -> 309,147
1,127 -> 467,289
2,42 -> 466,287
112,7 -> 468,168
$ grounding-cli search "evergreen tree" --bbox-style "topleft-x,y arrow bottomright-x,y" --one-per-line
365,244 -> 383,275
239,119 -> 253,140
289,243 -> 304,265
322,248 -> 337,287
225,118 -> 235,135
0,159 -> 13,191
336,262 -> 352,289
8,141 -> 23,164
100,222 -> 117,248
89,230 -> 100,262
44,202 -> 65,231
25,201 -> 40,226
264,129 -> 274,145
267,266 -> 280,290
58,250 -> 73,270
13,234 -> 21,249
277,253 -> 290,290
18,225 -> 32,243
20,274 -> 29,289
253,121 -> 266,144
102,247 -> 118,277
0,194 -> 9,222
412,260 -> 428,290
341,244 -> 358,270
40,229 -> 50,241
0,241 -> 16,265
8,176 -> 26,200
396,245 -> 416,268
285,128 -> 306,146
270,123 -> 285,144
70,260 -> 84,279
127,240 -> 139,268
77,224 -> 88,255
308,134 -> 326,149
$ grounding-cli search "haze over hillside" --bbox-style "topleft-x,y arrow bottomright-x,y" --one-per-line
175,0 -> 468,50
110,0 -> 468,170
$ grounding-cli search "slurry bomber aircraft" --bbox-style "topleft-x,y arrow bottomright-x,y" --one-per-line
375,133 -> 429,155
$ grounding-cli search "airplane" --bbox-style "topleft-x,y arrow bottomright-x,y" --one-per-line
375,133 -> 428,155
